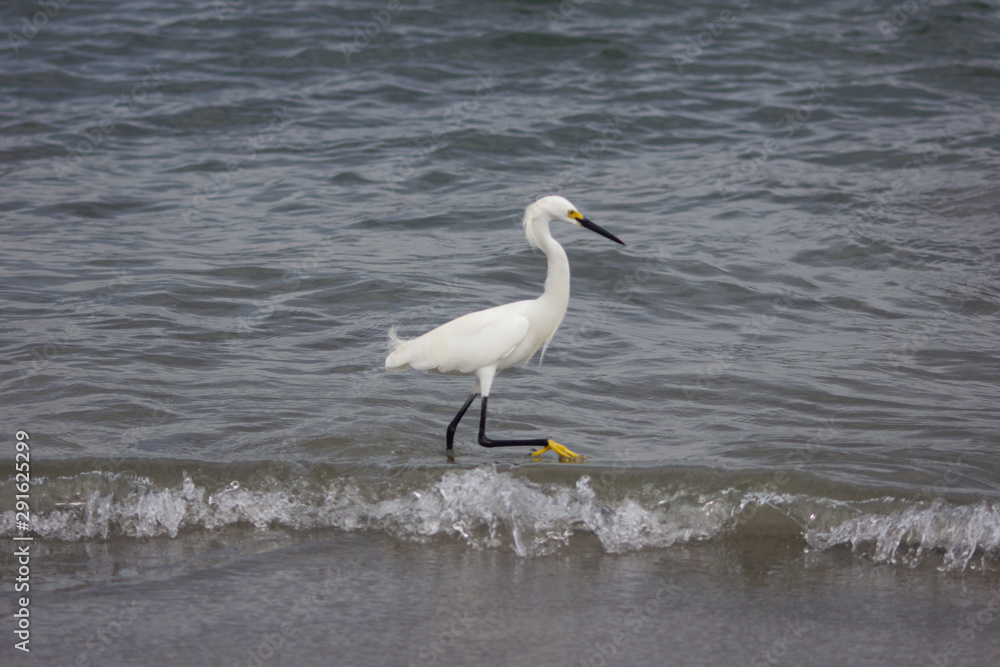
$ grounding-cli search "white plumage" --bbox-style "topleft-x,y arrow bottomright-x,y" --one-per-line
385,195 -> 624,459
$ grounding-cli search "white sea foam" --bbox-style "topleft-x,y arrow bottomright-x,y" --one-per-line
806,498 -> 1000,571
2,466 -> 998,570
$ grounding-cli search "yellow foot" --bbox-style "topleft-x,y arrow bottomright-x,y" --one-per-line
531,439 -> 587,462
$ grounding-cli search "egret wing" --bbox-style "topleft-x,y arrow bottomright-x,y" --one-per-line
403,304 -> 531,375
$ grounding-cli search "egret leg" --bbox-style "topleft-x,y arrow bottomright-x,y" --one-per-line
446,392 -> 479,451
476,397 -> 586,460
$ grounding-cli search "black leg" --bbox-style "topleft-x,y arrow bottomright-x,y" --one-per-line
477,396 -> 551,449
446,392 -> 479,450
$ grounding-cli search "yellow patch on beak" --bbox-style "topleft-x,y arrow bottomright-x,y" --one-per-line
568,210 -> 583,221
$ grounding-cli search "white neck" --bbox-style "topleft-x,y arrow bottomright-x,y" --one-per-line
536,223 -> 570,313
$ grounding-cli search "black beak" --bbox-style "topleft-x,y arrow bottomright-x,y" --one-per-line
579,217 -> 625,246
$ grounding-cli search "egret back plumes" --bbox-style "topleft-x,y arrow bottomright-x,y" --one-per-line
386,299 -> 549,378
385,195 -> 625,460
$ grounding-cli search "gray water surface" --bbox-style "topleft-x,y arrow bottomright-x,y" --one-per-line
2,0 -> 1000,664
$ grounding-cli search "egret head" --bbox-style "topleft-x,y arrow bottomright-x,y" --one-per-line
524,195 -> 625,248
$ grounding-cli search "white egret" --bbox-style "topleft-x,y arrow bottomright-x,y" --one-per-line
385,195 -> 625,460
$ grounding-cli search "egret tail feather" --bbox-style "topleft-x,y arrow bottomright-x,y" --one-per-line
385,325 -> 414,370
387,324 -> 405,349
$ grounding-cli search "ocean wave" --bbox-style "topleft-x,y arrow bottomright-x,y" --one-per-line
2,465 -> 998,570
806,499 -> 1000,572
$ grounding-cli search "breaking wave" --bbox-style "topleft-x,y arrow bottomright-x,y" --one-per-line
2,463 -> 998,571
